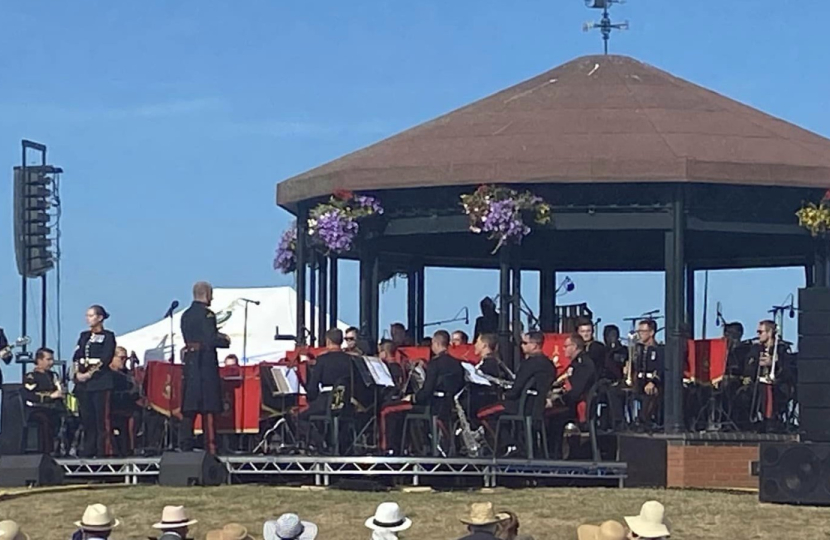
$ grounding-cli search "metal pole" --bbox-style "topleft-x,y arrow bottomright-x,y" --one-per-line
309,256 -> 317,347
663,187 -> 686,434
416,264 -> 425,343
539,266 -> 555,332
243,302 -> 249,364
498,248 -> 511,368
511,258 -> 522,367
359,245 -> 372,342
295,210 -> 308,346
685,266 -> 695,338
407,265 -> 418,338
318,256 -> 328,337
701,270 -> 709,339
370,252 -> 380,350
328,256 -> 338,329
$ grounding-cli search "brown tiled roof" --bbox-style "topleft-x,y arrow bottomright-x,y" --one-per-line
277,55 -> 830,206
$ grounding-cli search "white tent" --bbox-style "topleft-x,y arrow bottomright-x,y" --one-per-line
116,286 -> 350,365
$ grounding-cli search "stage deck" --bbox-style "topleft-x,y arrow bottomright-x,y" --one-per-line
55,455 -> 627,488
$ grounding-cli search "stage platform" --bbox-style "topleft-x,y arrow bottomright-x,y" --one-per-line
54,455 -> 627,488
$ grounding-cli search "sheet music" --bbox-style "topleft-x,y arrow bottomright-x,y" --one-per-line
362,356 -> 395,387
462,362 -> 492,386
270,366 -> 306,395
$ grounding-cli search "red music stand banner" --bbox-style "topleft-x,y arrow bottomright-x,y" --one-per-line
398,346 -> 431,363
146,362 -> 183,419
685,338 -> 728,385
543,333 -> 570,375
449,344 -> 479,364
195,365 -> 261,434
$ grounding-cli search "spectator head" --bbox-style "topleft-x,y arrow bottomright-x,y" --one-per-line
564,333 -> 586,360
34,347 -> 54,370
494,510 -> 520,540
577,520 -> 626,540
0,520 -> 28,540
432,330 -> 450,354
111,347 -> 128,371
86,305 -> 109,329
576,317 -> 594,342
378,340 -> 398,361
520,331 -> 544,356
344,326 -> 359,351
152,505 -> 197,539
325,328 -> 344,348
75,504 -> 120,539
475,333 -> 498,357
207,523 -> 255,540
451,330 -> 469,346
192,281 -> 213,305
224,354 -> 239,367
460,503 -> 509,537
365,502 -> 412,534
624,501 -> 670,540
263,514 -> 317,540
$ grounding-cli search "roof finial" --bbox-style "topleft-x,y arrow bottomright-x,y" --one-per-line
583,0 -> 629,55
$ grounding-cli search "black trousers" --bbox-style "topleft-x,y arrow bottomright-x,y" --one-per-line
26,407 -> 62,454
77,391 -> 112,457
179,411 -> 217,454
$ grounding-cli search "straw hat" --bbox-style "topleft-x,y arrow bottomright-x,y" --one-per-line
0,520 -> 29,540
264,513 -> 318,540
577,521 -> 626,540
75,504 -> 121,532
624,501 -> 671,539
206,523 -> 254,540
459,503 -> 510,526
153,506 -> 198,530
365,502 -> 412,532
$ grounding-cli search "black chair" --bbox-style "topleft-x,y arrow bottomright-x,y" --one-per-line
581,382 -> 601,462
494,379 -> 549,460
306,384 -> 355,455
400,395 -> 455,457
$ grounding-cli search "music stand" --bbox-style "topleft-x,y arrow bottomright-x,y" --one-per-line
255,366 -> 305,454
350,356 -> 395,453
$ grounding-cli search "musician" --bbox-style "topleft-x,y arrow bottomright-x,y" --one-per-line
576,318 -> 607,379
723,322 -> 750,377
179,282 -> 231,454
109,347 -> 141,456
72,304 -> 116,458
546,333 -> 597,459
390,323 -> 414,347
743,319 -> 795,431
594,325 -> 628,431
470,333 -> 506,418
452,331 -> 470,346
629,319 -> 664,430
23,347 -> 65,454
477,332 -> 555,455
602,325 -> 626,382
473,297 -> 499,343
298,328 -> 356,451
343,327 -> 364,355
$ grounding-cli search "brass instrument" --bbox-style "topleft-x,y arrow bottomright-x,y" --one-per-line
402,360 -> 426,395
475,367 -> 513,389
453,387 -> 485,457
625,331 -> 639,387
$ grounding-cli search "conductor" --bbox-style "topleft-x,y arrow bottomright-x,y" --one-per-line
179,281 -> 231,454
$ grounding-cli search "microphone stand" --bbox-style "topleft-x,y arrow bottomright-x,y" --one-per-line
240,299 -> 260,365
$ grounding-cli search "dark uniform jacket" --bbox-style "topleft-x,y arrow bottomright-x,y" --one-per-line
632,343 -> 664,390
414,351 -> 465,406
561,351 -> 597,406
584,340 -> 608,379
603,340 -> 627,381
470,354 -> 503,410
23,369 -> 61,406
72,330 -> 116,393
744,340 -> 795,384
180,301 -> 230,413
504,353 -> 556,415
111,369 -> 141,413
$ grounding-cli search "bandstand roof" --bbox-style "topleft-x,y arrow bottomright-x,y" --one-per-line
277,54 -> 830,207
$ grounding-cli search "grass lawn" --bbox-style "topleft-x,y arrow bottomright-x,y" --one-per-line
0,485 -> 826,540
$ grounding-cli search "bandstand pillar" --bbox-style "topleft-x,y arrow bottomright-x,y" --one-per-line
328,256 -> 338,329
663,187 -> 686,434
295,208 -> 308,345
539,266 -> 556,332
498,247 -> 512,368
685,266 -> 695,337
814,239 -> 829,288
309,255 -> 317,346
511,257 -> 522,366
407,262 -> 425,343
359,243 -> 380,351
318,255 -> 328,338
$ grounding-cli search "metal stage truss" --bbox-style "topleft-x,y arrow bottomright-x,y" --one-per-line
56,456 -> 626,487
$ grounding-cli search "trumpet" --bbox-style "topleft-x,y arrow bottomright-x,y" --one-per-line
625,331 -> 638,387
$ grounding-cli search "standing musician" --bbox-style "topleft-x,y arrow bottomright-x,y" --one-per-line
743,319 -> 794,432
72,304 -> 116,458
477,331 -> 555,455
179,281 -> 231,454
546,333 -> 597,459
23,347 -> 65,454
627,319 -> 663,430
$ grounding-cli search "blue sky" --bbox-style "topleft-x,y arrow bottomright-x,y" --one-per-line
0,1 -> 823,380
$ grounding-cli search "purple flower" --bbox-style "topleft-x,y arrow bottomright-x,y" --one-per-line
355,195 -> 384,215
274,223 -> 297,274
312,210 -> 359,254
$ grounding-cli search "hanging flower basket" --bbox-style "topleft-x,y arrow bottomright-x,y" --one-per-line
460,185 -> 551,253
273,221 -> 298,274
308,190 -> 384,254
796,190 -> 830,237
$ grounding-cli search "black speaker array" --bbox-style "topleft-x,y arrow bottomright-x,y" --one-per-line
760,442 -> 830,505
159,451 -> 227,486
0,454 -> 64,487
798,287 -> 830,442
0,384 -> 27,456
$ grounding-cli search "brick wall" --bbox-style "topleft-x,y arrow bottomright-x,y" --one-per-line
666,443 -> 758,489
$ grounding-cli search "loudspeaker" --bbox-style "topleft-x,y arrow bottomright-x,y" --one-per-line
159,451 -> 227,486
618,435 -> 667,487
760,442 -> 830,505
798,287 -> 830,442
0,384 -> 26,456
0,454 -> 64,487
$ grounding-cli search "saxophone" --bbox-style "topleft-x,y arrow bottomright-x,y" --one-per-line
453,388 -> 484,457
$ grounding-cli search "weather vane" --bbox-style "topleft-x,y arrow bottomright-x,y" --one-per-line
583,0 -> 629,55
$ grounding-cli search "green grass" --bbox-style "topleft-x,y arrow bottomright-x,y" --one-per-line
1,485 -> 827,540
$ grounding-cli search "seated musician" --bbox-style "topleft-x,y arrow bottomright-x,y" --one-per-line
630,319 -> 664,431
23,347 -> 65,454
741,319 -> 795,432
477,332 -> 555,454
469,333 -> 508,420
594,324 -> 628,431
109,346 -> 141,457
297,328 -> 356,451
343,327 -> 364,356
576,318 -> 606,378
451,330 -> 470,346
390,322 -> 415,348
380,330 -> 465,455
546,334 -> 597,459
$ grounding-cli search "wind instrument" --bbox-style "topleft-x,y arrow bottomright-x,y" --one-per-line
625,330 -> 638,387
474,367 -> 513,389
453,387 -> 485,457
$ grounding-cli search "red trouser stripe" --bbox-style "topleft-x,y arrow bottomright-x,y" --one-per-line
379,402 -> 413,451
